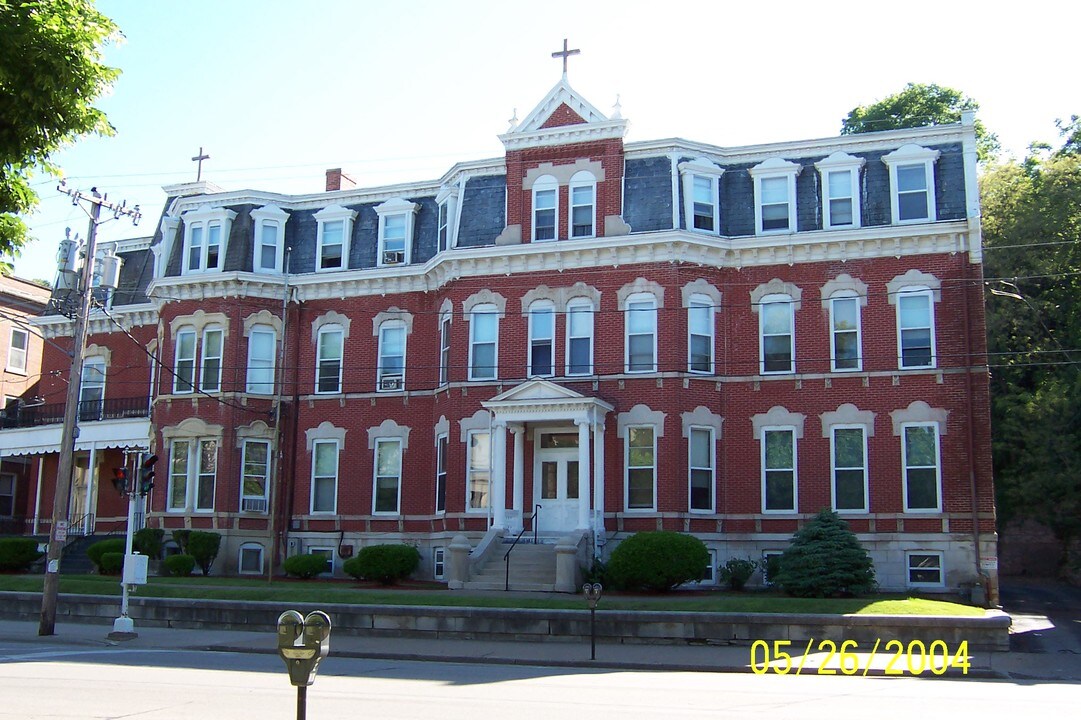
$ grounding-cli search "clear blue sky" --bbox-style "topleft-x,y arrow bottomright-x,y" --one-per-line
10,0 -> 1079,280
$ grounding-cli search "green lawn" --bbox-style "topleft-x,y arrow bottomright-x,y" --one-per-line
0,574 -> 984,616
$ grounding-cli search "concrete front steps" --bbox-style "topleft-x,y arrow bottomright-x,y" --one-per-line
463,542 -> 557,592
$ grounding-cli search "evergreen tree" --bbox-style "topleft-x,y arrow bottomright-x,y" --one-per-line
775,510 -> 876,598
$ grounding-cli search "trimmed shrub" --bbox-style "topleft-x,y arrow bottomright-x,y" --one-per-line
606,531 -> 709,592
171,529 -> 191,553
774,509 -> 877,598
87,538 -> 125,573
0,538 -> 44,572
718,557 -> 759,591
100,551 -> 124,575
284,553 -> 330,579
343,544 -> 420,584
186,531 -> 221,576
163,554 -> 195,577
133,528 -> 164,560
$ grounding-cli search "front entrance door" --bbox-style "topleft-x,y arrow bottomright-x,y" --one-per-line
534,432 -> 580,534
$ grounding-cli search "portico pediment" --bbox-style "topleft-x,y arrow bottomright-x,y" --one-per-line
487,378 -> 586,403
483,379 -> 613,424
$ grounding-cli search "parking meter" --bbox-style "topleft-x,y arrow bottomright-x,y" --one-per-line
277,610 -> 332,687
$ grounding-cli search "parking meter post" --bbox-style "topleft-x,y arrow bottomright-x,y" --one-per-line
277,610 -> 331,720
582,583 -> 603,660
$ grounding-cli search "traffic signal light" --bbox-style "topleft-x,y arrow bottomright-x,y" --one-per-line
111,467 -> 129,495
138,454 -> 158,496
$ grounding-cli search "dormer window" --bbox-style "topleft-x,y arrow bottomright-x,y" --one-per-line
814,152 -> 865,230
882,144 -> 941,224
678,157 -> 724,235
314,205 -> 356,272
435,185 -> 460,252
750,158 -> 801,235
182,206 -> 236,274
532,175 -> 558,242
250,205 -> 290,273
375,198 -> 419,266
569,170 -> 596,238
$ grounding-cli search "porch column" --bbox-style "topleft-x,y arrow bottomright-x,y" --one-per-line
593,422 -> 605,541
84,443 -> 98,533
576,419 -> 590,530
511,424 -> 525,531
492,420 -> 507,529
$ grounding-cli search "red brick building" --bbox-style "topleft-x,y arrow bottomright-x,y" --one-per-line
6,77 -> 996,594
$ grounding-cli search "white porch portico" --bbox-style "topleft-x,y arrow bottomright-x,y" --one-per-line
482,380 -> 612,536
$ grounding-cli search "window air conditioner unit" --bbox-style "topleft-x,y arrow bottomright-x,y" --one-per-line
379,376 -> 404,391
382,250 -> 405,265
242,498 -> 267,513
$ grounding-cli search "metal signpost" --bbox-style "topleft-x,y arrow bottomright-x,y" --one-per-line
583,582 -> 603,660
277,610 -> 332,720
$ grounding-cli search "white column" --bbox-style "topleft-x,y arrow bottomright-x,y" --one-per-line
492,421 -> 507,529
593,422 -> 605,535
576,419 -> 590,530
511,424 -> 525,533
84,443 -> 98,533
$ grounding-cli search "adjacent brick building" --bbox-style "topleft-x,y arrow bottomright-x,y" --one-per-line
4,77 -> 997,595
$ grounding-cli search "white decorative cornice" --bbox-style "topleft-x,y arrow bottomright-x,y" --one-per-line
462,289 -> 507,316
750,279 -> 803,311
820,273 -> 869,308
887,269 -> 942,303
751,406 -> 806,439
616,404 -> 667,438
33,303 -> 159,339
681,406 -> 723,438
243,309 -> 283,335
814,151 -> 866,172
749,157 -> 802,178
306,421 -> 346,451
367,418 -> 411,450
882,143 -> 941,167
819,404 -> 877,437
371,306 -> 414,336
890,401 -> 949,436
681,279 -> 722,307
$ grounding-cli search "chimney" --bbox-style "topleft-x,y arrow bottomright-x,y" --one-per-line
325,168 -> 357,192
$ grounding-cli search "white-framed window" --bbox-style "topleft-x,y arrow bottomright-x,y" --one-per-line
569,170 -> 596,238
688,294 -> 714,374
373,438 -> 402,515
433,546 -> 446,580
759,295 -> 795,374
376,198 -> 418,266
241,439 -> 270,513
815,152 -> 864,230
181,206 -> 236,274
246,326 -> 276,394
435,433 -> 448,514
625,293 -> 657,373
689,426 -> 714,512
466,430 -> 491,512
830,294 -> 862,372
174,328 -> 196,393
831,426 -> 868,512
906,551 -> 944,588
750,158 -> 800,235
314,205 -> 356,271
700,548 -> 718,586
565,300 -> 594,376
531,175 -> 558,242
435,186 -> 459,252
377,322 -> 406,392
309,547 -> 335,576
79,357 -> 106,421
678,157 -> 724,234
882,145 -> 940,224
902,422 -> 941,512
528,301 -> 555,377
199,327 -> 223,393
316,325 -> 344,394
251,204 -> 289,273
238,543 -> 264,575
167,438 -> 218,512
625,425 -> 656,511
896,288 -> 936,369
7,327 -> 28,373
310,439 -> 339,514
468,305 -> 498,381
761,427 -> 797,513
439,314 -> 452,386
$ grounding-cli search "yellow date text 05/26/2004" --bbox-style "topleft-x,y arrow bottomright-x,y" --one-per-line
749,639 -> 971,676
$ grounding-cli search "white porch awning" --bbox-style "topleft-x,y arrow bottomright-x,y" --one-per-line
0,417 -> 151,457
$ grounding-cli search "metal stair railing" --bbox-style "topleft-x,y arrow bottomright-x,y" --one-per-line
503,505 -> 541,591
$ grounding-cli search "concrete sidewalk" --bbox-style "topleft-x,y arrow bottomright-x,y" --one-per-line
1,618 -> 1077,681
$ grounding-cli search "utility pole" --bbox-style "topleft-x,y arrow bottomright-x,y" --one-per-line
39,184 -> 140,636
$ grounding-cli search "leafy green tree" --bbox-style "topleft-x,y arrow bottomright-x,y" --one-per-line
841,83 -> 999,162
0,0 -> 121,265
982,121 -> 1081,574
774,510 -> 876,598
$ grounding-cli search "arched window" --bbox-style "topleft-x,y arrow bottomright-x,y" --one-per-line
246,325 -> 276,394
759,294 -> 795,374
568,170 -> 596,238
468,304 -> 499,380
565,299 -> 594,376
316,325 -> 344,394
624,293 -> 657,373
527,300 -> 555,377
377,320 -> 407,391
531,175 -> 558,242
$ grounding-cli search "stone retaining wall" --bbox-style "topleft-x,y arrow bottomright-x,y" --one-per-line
1,592 -> 1010,651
